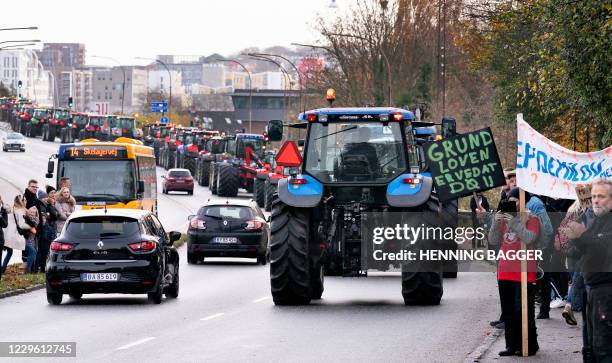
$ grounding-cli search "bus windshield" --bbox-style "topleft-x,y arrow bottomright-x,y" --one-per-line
59,160 -> 135,203
305,122 -> 407,183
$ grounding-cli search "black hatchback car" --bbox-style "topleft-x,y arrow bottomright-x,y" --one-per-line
45,209 -> 181,305
187,200 -> 269,265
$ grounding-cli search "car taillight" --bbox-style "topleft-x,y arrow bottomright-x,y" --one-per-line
185,177 -> 193,182
50,242 -> 73,251
245,220 -> 264,231
190,217 -> 207,230
167,177 -> 176,182
128,241 -> 156,252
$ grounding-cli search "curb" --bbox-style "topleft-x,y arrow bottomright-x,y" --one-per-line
0,284 -> 45,299
463,326 -> 503,363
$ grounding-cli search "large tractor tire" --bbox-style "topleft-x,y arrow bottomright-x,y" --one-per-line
48,126 -> 57,142
184,157 -> 197,176
167,150 -> 176,169
401,271 -> 443,305
209,164 -> 218,195
42,125 -> 50,141
426,193 -> 459,279
24,123 -> 32,138
217,164 -> 239,197
264,181 -> 276,212
60,128 -> 67,143
269,195 -> 313,305
254,178 -> 265,208
199,160 -> 210,186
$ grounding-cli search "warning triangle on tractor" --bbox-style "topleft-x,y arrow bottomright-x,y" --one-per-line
275,141 -> 303,167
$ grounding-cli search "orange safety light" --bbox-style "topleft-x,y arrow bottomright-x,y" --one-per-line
326,88 -> 336,102
275,141 -> 303,167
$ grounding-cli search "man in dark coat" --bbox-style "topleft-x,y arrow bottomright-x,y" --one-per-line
566,179 -> 612,363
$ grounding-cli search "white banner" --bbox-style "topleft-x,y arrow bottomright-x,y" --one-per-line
516,114 -> 612,199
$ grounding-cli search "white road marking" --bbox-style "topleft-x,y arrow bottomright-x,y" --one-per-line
200,312 -> 225,321
252,296 -> 270,303
116,337 -> 156,350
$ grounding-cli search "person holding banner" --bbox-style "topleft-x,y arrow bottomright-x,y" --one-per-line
565,179 -> 612,363
489,187 -> 540,357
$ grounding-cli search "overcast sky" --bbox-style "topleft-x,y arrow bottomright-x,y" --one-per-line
1,0 -> 348,67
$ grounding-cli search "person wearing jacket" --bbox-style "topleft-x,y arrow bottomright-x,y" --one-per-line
34,186 -> 59,273
54,187 -> 75,233
489,187 -> 541,357
565,179 -> 612,363
4,195 -> 38,274
0,196 -> 9,281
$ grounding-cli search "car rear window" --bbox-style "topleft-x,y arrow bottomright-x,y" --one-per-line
7,133 -> 23,139
200,206 -> 254,220
65,216 -> 140,238
169,170 -> 190,177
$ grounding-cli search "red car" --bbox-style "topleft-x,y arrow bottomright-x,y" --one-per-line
162,168 -> 194,195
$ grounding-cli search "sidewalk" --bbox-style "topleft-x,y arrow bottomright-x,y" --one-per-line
477,308 -> 583,362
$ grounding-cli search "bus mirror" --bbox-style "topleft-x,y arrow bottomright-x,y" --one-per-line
267,120 -> 283,142
46,160 -> 54,176
137,181 -> 145,194
441,117 -> 457,139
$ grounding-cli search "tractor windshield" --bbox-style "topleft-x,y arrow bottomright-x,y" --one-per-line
236,138 -> 264,159
305,122 -> 407,183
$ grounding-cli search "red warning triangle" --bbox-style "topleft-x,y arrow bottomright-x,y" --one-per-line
275,141 -> 303,167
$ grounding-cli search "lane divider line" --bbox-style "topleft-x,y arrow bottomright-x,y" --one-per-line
200,312 -> 225,321
252,296 -> 270,303
116,337 -> 156,351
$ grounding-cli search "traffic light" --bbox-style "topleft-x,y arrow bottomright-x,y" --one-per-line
68,97 -> 73,109
17,80 -> 22,89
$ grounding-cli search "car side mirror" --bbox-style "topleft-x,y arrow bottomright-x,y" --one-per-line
187,214 -> 195,221
267,120 -> 283,142
169,231 -> 181,243
137,181 -> 145,194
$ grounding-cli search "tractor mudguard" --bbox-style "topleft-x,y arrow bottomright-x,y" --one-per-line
277,175 -> 323,208
386,172 -> 433,207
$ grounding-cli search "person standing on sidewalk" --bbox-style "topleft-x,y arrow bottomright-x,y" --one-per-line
489,188 -> 541,357
0,196 -> 9,281
565,179 -> 612,363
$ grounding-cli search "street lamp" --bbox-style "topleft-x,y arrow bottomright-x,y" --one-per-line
92,55 -> 126,114
245,54 -> 292,123
248,52 -> 303,112
0,27 -> 38,31
214,58 -> 252,133
0,40 -> 40,46
136,57 -> 172,120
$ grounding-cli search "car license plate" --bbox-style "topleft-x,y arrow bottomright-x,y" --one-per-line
81,273 -> 119,282
214,237 -> 238,244
176,180 -> 184,183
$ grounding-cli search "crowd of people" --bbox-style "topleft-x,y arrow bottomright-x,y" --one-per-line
0,177 -> 74,280
479,169 -> 611,362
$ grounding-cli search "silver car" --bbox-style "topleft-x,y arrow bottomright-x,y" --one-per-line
2,132 -> 26,152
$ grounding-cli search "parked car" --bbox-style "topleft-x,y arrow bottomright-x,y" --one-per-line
187,199 -> 269,265
162,168 -> 194,195
2,132 -> 26,152
45,209 -> 181,305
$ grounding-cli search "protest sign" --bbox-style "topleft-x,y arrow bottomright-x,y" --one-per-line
516,114 -> 612,199
424,127 -> 506,202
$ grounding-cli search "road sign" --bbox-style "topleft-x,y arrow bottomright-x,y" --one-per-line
150,102 -> 168,113
160,116 -> 169,124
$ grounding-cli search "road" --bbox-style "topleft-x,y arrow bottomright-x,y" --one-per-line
0,123 -> 500,362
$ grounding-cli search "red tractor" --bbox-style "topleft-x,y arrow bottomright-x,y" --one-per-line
208,133 -> 266,197
42,108 -> 71,142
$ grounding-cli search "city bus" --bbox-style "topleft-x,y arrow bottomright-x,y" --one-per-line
45,137 -> 157,213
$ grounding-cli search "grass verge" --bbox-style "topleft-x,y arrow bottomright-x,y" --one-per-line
0,265 -> 46,294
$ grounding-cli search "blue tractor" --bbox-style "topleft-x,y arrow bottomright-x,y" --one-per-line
266,105 -> 458,306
